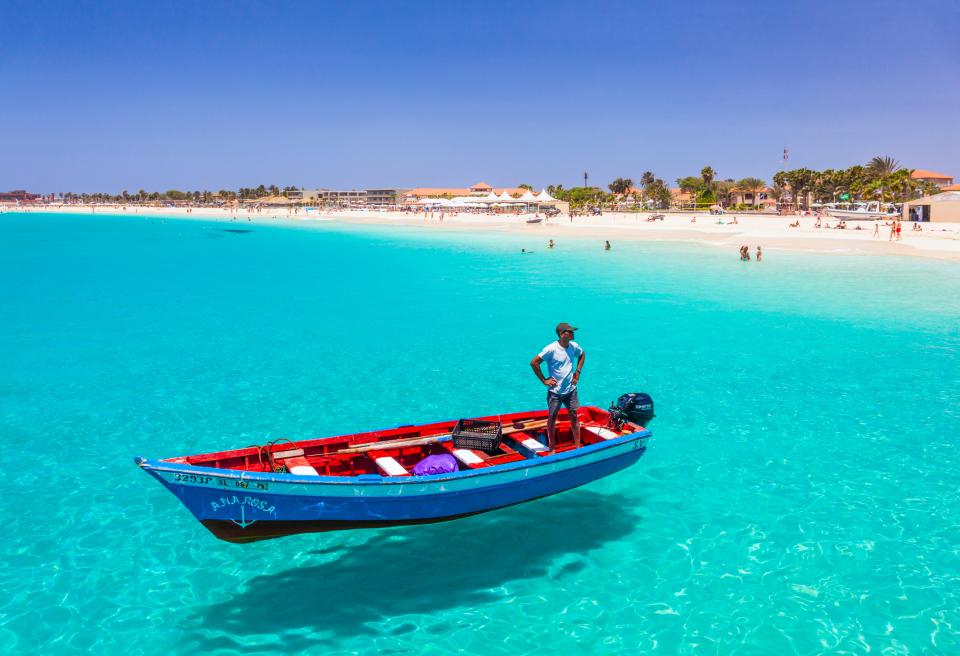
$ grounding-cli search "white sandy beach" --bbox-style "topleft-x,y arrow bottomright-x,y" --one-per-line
5,204 -> 960,261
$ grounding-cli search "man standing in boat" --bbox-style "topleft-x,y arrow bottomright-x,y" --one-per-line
530,323 -> 585,451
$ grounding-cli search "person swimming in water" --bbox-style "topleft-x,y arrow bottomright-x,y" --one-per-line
604,240 -> 611,251
548,239 -> 554,249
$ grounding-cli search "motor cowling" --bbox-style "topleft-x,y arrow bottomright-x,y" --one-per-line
614,393 -> 655,427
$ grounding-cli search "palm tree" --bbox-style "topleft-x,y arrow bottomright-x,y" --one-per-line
867,156 -> 900,177
737,177 -> 767,207
700,166 -> 716,190
608,177 -> 634,196
867,156 -> 901,205
640,171 -> 655,188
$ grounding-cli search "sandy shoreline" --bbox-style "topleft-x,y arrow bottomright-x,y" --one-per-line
4,204 -> 960,261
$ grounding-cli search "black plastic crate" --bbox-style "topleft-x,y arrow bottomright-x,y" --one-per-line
452,418 -> 502,451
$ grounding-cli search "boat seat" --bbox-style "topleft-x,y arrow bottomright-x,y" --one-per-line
452,449 -> 485,466
582,425 -> 622,440
517,437 -> 549,454
375,456 -> 409,477
281,455 -> 320,476
507,434 -> 549,456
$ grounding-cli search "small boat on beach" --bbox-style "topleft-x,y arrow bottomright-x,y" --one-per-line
526,217 -> 543,224
825,202 -> 898,220
136,394 -> 655,543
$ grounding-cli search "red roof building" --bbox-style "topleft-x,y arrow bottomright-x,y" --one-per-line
911,169 -> 954,187
0,190 -> 41,203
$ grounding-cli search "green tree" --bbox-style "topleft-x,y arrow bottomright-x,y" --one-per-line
714,179 -> 737,207
736,177 -> 767,206
608,177 -> 634,195
867,156 -> 901,204
517,183 -> 534,190
640,171 -> 655,188
676,176 -> 702,194
700,166 -> 716,190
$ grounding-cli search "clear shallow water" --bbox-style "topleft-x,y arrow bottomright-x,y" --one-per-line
1,212 -> 959,655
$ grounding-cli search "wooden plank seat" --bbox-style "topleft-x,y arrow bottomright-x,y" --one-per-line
374,456 -> 410,477
582,425 -> 623,441
452,449 -> 485,466
505,432 -> 550,456
278,455 -> 320,476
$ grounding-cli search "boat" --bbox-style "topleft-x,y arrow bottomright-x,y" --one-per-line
136,394 -> 655,543
526,217 -> 543,224
825,201 -> 898,220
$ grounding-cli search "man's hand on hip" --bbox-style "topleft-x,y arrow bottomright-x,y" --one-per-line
543,377 -> 557,387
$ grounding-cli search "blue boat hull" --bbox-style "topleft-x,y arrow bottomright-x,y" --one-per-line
138,429 -> 650,542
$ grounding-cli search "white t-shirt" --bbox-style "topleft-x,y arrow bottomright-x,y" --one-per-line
538,340 -> 582,394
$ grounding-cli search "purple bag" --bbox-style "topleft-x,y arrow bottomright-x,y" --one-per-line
412,453 -> 459,476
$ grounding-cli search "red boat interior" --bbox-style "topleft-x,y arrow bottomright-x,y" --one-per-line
166,406 -> 642,478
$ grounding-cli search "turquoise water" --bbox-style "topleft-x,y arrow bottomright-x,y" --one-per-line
2,212 -> 959,655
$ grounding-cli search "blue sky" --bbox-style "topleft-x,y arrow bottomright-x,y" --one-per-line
2,0 -> 958,192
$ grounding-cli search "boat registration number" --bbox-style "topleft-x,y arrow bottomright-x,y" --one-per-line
173,473 -> 214,484
171,472 -> 269,491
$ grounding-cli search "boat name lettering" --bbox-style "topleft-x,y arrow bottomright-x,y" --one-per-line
210,495 -> 276,514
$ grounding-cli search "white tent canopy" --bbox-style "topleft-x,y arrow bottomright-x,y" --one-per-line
536,189 -> 557,202
518,190 -> 539,202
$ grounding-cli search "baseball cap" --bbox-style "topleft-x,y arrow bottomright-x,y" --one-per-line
555,322 -> 578,334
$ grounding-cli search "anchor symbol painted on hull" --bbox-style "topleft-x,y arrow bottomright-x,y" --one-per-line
230,505 -> 257,529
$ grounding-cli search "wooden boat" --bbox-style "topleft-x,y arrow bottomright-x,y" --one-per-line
136,398 -> 654,543
526,217 -> 543,223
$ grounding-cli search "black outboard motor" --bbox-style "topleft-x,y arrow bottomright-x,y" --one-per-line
608,393 -> 655,429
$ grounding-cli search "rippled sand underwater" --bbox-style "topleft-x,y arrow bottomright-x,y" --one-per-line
1,212 -> 959,654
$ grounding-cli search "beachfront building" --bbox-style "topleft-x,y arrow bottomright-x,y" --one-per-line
910,169 -> 954,188
728,186 -> 777,209
406,182 -> 530,200
285,189 -> 323,203
314,190 -> 367,207
670,188 -> 694,209
366,189 -> 410,206
903,191 -> 960,223
0,189 -> 41,204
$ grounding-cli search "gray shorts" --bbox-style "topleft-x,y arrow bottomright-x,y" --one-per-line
547,388 -> 580,422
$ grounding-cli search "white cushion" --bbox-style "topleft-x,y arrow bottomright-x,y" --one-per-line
519,437 -> 548,453
583,425 -> 621,440
375,456 -> 409,476
289,465 -> 320,476
452,449 -> 484,465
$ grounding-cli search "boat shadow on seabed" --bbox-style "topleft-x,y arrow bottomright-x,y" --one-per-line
186,489 -> 643,650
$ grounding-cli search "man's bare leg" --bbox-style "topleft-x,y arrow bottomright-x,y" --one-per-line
570,412 -> 581,448
546,415 -> 557,450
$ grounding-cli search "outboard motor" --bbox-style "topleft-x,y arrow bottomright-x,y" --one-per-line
608,393 -> 655,429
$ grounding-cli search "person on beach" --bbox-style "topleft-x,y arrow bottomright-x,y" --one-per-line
604,240 -> 611,251
889,220 -> 896,241
756,245 -> 762,262
873,222 -> 880,238
896,220 -> 902,241
548,239 -> 555,249
531,323 -> 584,451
